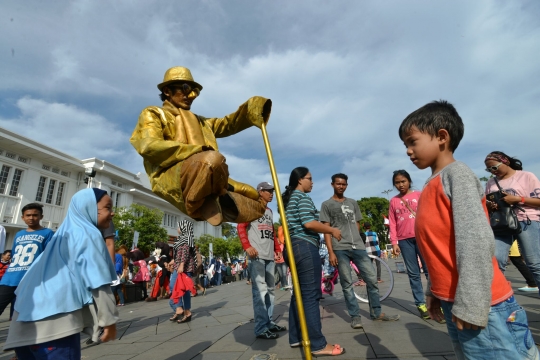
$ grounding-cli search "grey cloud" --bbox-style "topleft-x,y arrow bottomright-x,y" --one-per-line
1,0 -> 539,205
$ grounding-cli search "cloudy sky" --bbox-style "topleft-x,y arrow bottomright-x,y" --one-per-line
1,0 -> 539,217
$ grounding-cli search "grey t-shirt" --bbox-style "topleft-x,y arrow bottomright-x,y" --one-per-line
320,197 -> 365,251
246,208 -> 275,260
100,221 -> 116,240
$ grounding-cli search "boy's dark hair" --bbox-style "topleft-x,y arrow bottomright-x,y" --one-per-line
399,100 -> 464,152
2,250 -> 11,255
331,173 -> 348,183
21,203 -> 44,215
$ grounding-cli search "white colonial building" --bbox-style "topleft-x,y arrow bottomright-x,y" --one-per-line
0,127 -> 221,251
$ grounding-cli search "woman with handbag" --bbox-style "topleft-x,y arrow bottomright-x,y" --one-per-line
388,170 -> 432,321
484,151 -> 540,290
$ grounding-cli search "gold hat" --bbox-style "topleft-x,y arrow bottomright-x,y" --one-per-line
157,66 -> 203,91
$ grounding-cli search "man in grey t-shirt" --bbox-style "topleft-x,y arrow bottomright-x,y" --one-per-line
237,182 -> 284,340
320,173 -> 399,329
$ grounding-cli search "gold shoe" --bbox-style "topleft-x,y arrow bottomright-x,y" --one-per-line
227,178 -> 259,201
200,196 -> 223,226
220,192 -> 265,223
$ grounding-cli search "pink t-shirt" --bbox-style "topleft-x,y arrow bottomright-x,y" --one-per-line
485,171 -> 540,222
389,190 -> 421,244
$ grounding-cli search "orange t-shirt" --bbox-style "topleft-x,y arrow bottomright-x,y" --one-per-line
415,162 -> 512,325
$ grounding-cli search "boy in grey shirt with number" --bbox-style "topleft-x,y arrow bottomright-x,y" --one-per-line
320,173 -> 399,329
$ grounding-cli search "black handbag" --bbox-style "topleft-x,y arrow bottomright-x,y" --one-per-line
487,178 -> 524,236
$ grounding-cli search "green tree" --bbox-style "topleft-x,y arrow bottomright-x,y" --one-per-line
226,236 -> 243,258
221,222 -> 237,238
357,197 -> 390,247
195,234 -> 214,258
195,234 -> 244,260
113,203 -> 168,255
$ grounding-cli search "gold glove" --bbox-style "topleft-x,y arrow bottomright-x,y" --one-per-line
228,179 -> 259,201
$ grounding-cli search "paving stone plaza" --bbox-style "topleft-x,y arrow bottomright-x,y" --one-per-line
0,259 -> 538,360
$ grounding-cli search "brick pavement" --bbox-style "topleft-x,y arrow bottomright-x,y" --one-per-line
0,259 -> 538,359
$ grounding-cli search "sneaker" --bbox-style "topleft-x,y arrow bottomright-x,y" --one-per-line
269,324 -> 287,333
351,316 -> 363,329
518,286 -> 539,292
256,329 -> 279,339
373,313 -> 400,322
417,304 -> 430,319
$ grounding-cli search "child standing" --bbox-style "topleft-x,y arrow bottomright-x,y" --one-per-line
0,204 -> 54,318
399,100 -> 538,359
3,189 -> 118,358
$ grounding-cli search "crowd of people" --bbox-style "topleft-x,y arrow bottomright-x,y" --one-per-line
1,65 -> 539,360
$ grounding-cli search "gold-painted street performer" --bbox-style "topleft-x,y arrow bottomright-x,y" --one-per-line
131,67 -> 271,225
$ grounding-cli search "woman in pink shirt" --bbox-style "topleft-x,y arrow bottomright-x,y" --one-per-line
389,170 -> 432,321
484,151 -> 540,291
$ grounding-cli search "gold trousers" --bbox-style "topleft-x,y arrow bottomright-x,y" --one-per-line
180,151 -> 265,223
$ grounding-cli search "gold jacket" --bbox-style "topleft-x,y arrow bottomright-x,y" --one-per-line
130,96 -> 271,214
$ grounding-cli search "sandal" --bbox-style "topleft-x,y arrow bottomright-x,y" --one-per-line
169,312 -> 183,321
177,314 -> 192,323
312,344 -> 345,357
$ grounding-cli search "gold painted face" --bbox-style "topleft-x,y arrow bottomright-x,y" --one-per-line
164,83 -> 200,110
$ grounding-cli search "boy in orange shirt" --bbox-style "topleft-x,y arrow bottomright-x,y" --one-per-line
399,100 -> 538,359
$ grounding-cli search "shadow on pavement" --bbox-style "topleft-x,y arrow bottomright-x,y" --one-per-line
164,340 -> 213,360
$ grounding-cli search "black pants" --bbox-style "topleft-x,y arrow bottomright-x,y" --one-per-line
509,256 -> 537,287
0,285 -> 17,318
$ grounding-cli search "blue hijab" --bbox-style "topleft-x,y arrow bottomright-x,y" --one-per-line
15,188 -> 117,322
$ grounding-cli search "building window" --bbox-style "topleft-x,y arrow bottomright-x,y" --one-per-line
35,176 -> 47,202
55,182 -> 66,206
0,165 -> 11,194
9,169 -> 23,196
110,191 -> 122,208
35,176 -> 66,206
45,179 -> 56,204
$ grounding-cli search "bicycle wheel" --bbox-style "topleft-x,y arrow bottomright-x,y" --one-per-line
352,256 -> 394,303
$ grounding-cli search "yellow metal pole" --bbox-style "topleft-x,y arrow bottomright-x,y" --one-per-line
261,122 -> 312,359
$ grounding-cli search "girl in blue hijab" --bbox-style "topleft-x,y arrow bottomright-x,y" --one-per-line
4,188 -> 118,359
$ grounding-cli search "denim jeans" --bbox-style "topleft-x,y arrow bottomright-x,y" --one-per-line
169,270 -> 178,311
441,297 -> 539,360
15,333 -> 81,360
494,221 -> 540,289
215,272 -> 222,286
284,238 -> 327,352
248,258 -> 276,336
275,262 -> 288,287
398,238 -> 428,306
334,249 -> 381,319
169,271 -> 193,311
111,284 -> 124,305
